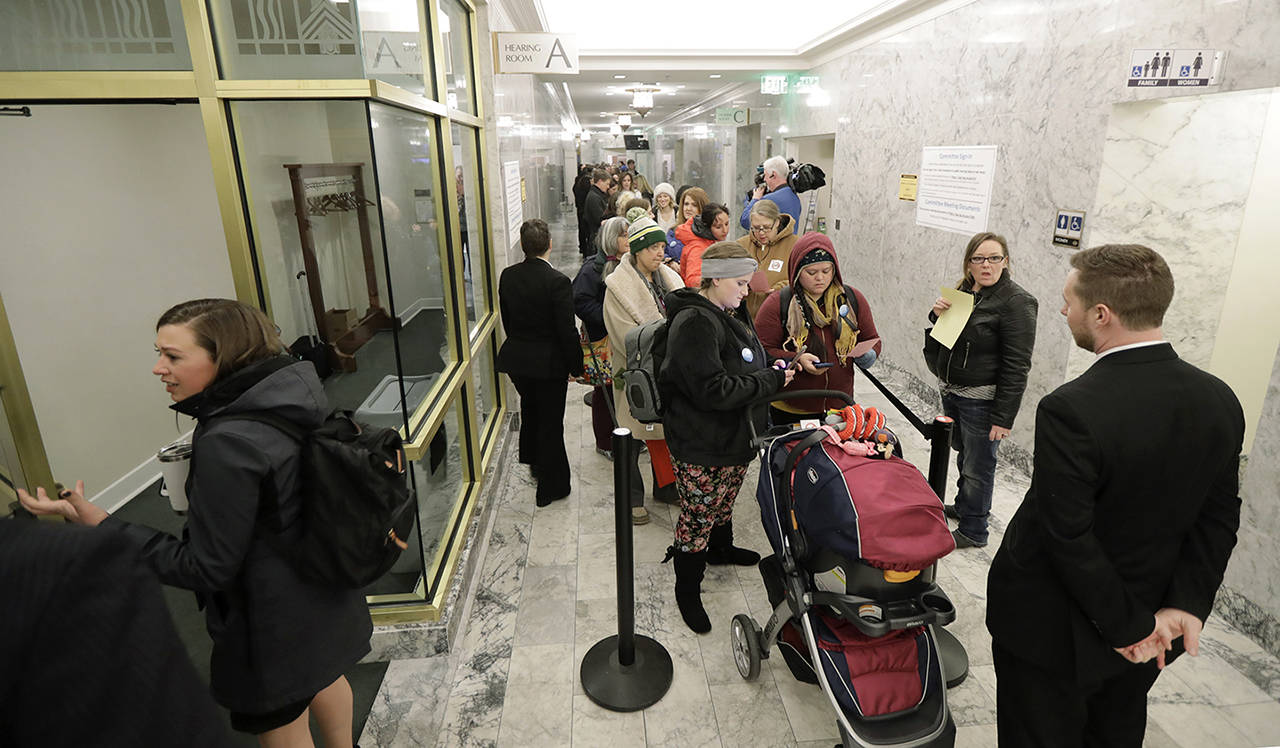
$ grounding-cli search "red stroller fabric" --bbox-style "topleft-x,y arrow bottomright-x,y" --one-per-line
791,443 -> 954,571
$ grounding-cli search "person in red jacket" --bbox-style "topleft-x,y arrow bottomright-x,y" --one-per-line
754,232 -> 882,425
677,203 -> 731,287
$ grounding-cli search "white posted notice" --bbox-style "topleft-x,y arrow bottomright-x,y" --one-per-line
503,161 -> 523,247
915,145 -> 998,235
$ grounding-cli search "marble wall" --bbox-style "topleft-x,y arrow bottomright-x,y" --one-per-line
651,0 -> 1280,646
1222,338 -> 1280,658
1065,87 -> 1276,380
687,0 -> 1280,461
476,0 -> 576,269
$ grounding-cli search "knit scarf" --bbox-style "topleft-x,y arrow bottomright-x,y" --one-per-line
785,284 -> 857,363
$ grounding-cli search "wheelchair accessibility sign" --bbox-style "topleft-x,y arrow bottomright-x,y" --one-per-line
1053,210 -> 1085,248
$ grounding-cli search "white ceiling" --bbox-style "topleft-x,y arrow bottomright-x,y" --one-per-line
531,0 -> 951,134
547,69 -> 760,134
539,0 -> 886,54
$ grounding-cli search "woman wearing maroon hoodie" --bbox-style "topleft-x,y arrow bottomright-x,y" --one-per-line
754,232 -> 882,424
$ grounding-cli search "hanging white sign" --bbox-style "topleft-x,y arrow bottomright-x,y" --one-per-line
494,32 -> 578,74
503,161 -> 523,247
915,145 -> 998,236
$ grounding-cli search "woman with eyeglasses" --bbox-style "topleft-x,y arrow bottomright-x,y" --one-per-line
923,231 -> 1038,549
735,198 -> 796,319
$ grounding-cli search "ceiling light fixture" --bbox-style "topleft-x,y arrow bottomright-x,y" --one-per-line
709,74 -> 722,79
625,86 -> 660,117
617,113 -> 633,131
610,123 -> 622,135
613,74 -> 626,79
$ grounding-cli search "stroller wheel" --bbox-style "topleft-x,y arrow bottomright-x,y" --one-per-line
730,614 -> 762,680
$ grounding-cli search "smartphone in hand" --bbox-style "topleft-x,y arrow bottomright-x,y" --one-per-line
813,362 -> 835,369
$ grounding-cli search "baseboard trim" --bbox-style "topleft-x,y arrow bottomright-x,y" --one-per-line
400,297 -> 446,325
92,430 -> 194,513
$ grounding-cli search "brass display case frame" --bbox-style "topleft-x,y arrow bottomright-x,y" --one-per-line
0,0 -> 502,624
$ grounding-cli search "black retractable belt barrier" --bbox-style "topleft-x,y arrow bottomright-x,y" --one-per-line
854,366 -> 969,688
928,416 -> 955,502
580,428 -> 673,711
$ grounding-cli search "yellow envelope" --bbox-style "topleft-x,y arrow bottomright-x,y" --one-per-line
929,287 -> 974,349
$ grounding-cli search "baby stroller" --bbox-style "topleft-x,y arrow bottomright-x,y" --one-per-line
731,390 -> 958,747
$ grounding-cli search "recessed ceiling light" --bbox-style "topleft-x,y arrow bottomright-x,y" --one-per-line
709,74 -> 721,79
605,92 -> 614,96
613,74 -> 626,79
677,85 -> 685,89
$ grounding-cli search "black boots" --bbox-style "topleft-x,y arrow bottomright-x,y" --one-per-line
705,522 -> 761,566
666,546 -> 711,634
653,480 -> 680,505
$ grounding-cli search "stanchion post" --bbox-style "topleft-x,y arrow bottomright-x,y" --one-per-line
927,416 -> 954,501
579,427 -> 673,711
613,428 -> 637,666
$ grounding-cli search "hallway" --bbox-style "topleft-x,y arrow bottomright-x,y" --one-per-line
356,217 -> 1280,747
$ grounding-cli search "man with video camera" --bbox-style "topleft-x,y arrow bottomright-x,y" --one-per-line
740,155 -> 801,230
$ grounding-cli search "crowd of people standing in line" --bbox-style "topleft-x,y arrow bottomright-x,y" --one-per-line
511,154 -> 1036,633
0,146 -> 1244,748
500,155 -> 1245,746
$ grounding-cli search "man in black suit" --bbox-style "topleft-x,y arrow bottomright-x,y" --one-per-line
579,168 -> 611,258
986,244 -> 1244,747
497,219 -> 584,506
0,519 -> 234,747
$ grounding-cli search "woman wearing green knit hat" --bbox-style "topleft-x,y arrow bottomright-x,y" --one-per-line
603,216 -> 684,524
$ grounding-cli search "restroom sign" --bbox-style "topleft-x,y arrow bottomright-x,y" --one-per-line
1127,49 -> 1224,87
1053,210 -> 1085,248
494,32 -> 578,74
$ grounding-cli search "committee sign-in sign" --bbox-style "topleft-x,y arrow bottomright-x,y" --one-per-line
915,145 -> 998,236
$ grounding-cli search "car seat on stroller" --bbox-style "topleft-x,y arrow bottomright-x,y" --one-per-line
730,401 -> 959,748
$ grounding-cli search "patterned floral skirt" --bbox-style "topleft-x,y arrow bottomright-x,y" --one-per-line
672,459 -> 749,553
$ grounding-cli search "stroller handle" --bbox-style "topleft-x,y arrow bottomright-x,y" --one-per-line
752,389 -> 858,408
748,390 -> 858,446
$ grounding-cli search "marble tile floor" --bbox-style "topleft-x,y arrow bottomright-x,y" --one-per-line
360,222 -> 1280,746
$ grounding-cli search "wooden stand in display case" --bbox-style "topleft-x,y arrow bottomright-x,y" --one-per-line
285,162 -> 393,373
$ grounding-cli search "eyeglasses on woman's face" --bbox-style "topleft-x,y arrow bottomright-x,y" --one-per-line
969,254 -> 1006,265
750,221 -> 777,235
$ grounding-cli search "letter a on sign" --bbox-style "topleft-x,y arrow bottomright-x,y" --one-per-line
547,37 -> 571,69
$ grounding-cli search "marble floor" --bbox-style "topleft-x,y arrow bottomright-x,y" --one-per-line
358,219 -> 1280,746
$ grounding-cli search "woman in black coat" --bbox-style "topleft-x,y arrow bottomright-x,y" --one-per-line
660,241 -> 793,634
19,298 -> 371,746
497,219 -> 585,505
923,231 -> 1038,549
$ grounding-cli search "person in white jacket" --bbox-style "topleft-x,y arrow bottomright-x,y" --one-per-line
603,216 -> 683,524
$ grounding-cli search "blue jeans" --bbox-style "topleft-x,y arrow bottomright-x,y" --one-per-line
941,393 -> 999,543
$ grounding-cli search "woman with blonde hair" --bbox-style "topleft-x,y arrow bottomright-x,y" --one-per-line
659,242 -> 793,633
652,182 -> 679,232
736,198 -> 797,318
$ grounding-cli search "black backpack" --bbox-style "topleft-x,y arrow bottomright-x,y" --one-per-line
619,317 -> 671,424
223,410 -> 416,589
